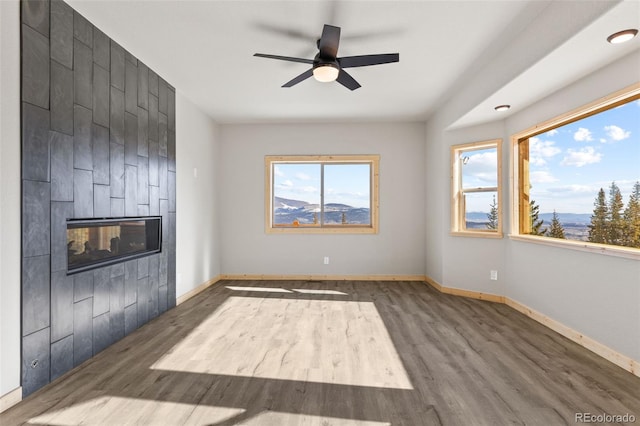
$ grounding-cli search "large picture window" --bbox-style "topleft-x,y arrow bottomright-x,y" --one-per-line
512,83 -> 640,257
451,139 -> 502,237
265,155 -> 379,234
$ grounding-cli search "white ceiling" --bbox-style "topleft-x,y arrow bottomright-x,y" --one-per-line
67,0 -> 640,125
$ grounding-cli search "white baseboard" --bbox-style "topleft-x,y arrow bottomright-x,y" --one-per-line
504,297 -> 639,377
220,274 -> 427,282
423,275 -> 639,378
176,275 -> 222,305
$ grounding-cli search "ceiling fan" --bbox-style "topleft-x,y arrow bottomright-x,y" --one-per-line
254,24 -> 399,91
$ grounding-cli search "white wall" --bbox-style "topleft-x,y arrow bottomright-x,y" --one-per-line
0,0 -> 22,398
426,119 -> 508,295
175,92 -> 221,296
502,51 -> 640,362
425,50 -> 640,362
218,123 -> 426,277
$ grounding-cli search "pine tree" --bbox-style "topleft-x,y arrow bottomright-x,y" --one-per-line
622,181 -> 640,248
607,181 -> 625,246
546,210 -> 566,239
529,199 -> 545,235
588,188 -> 608,244
486,195 -> 498,230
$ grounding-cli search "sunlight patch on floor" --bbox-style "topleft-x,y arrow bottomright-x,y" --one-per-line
27,396 -> 244,425
226,286 -> 293,293
238,411 -> 391,426
151,296 -> 413,389
292,288 -> 348,295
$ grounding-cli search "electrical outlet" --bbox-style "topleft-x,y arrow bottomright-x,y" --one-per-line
324,256 -> 330,265
490,270 -> 498,281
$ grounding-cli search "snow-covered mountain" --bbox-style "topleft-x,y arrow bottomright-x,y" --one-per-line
273,197 -> 370,225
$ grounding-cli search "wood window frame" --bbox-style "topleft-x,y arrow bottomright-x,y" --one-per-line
265,155 -> 380,234
450,139 -> 503,238
510,82 -> 640,260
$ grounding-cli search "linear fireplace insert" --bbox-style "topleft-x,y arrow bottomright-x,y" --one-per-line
67,217 -> 162,274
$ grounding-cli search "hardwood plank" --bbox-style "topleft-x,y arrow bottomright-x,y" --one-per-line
2,280 -> 639,425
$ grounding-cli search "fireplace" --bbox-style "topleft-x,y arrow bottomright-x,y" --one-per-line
67,217 -> 162,274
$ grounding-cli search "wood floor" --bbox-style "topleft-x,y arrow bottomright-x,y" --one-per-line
2,280 -> 639,425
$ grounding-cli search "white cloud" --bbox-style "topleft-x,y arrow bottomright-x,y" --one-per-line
301,186 -> 318,193
295,172 -> 312,181
560,147 -> 602,167
573,127 -> 593,142
530,137 -> 561,166
466,151 -> 497,167
463,151 -> 497,183
274,166 -> 285,177
530,171 -> 558,183
279,179 -> 293,188
603,125 -> 630,142
546,129 -> 558,136
547,184 -> 597,194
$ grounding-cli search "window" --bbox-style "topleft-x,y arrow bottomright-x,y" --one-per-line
451,139 -> 503,237
512,83 -> 640,256
265,155 -> 379,234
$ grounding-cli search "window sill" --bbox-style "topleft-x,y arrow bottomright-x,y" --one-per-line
267,227 -> 378,235
450,231 -> 503,239
509,234 -> 640,260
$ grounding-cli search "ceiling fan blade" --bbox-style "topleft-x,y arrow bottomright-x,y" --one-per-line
336,69 -> 361,91
254,53 -> 314,65
338,53 -> 399,68
252,22 -> 316,42
282,69 -> 314,87
318,24 -> 341,59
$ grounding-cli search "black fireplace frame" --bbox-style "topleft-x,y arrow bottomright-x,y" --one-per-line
66,216 -> 162,275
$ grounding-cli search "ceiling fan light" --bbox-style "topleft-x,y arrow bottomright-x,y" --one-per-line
313,65 -> 339,82
607,29 -> 638,44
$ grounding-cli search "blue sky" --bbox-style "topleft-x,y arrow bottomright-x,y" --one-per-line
462,98 -> 639,214
273,163 -> 371,208
528,98 -> 640,213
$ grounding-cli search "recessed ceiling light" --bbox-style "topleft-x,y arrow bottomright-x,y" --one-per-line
607,29 -> 638,44
494,104 -> 510,112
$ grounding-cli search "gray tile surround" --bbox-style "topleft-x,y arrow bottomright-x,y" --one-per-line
50,131 -> 73,201
22,23 -> 50,109
93,65 -> 110,128
110,41 -> 125,91
51,270 -> 74,342
22,103 -> 51,182
50,334 -> 73,381
22,327 -> 51,397
93,27 -> 110,70
92,124 -> 110,185
73,104 -> 93,170
22,255 -> 50,336
21,0 -> 176,398
22,0 -> 49,37
23,180 -> 51,257
73,38 -> 92,109
50,0 -> 73,68
50,60 -> 73,135
110,87 -> 125,145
